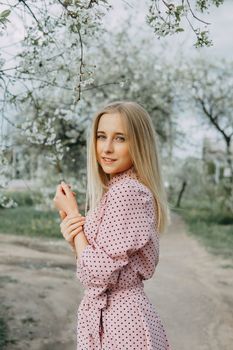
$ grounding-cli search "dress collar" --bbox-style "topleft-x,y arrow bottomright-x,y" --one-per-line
107,165 -> 139,188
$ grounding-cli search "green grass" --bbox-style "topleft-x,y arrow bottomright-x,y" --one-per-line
173,202 -> 233,262
0,316 -> 8,349
0,190 -> 86,239
1,196 -> 232,263
0,190 -> 43,207
0,206 -> 62,239
0,305 -> 17,349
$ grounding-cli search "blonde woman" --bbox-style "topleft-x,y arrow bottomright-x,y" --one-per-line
53,101 -> 172,349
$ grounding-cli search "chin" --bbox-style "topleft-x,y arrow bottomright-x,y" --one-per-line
103,167 -> 116,174
101,166 -> 119,176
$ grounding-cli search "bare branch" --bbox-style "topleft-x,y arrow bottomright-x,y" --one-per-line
186,0 -> 210,25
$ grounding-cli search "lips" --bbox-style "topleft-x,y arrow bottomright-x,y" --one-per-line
102,157 -> 116,161
102,157 -> 117,163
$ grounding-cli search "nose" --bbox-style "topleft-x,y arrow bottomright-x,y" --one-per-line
103,138 -> 114,152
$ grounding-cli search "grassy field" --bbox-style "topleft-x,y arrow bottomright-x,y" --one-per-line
0,206 -> 61,238
0,191 -> 232,259
0,190 -> 85,239
173,200 -> 233,263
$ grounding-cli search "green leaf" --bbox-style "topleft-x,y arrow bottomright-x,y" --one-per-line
176,28 -> 184,32
0,9 -> 11,19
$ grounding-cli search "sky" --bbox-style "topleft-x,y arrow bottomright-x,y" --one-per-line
104,0 -> 233,60
1,0 -> 232,159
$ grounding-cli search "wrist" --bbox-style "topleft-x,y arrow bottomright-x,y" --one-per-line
68,209 -> 80,216
74,230 -> 81,243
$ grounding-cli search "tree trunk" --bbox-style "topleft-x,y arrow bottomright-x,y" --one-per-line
176,180 -> 187,208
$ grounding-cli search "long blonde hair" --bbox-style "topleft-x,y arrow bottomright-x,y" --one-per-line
85,100 -> 170,234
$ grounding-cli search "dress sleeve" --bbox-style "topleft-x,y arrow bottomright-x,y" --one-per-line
77,182 -> 156,291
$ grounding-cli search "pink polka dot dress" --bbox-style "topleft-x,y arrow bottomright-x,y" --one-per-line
76,165 -> 172,349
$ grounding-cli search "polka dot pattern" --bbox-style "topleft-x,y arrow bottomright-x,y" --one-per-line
76,166 -> 172,349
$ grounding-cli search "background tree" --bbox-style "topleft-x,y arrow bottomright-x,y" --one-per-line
176,57 -> 233,214
166,155 -> 205,208
181,58 -> 233,182
0,0 -> 112,206
81,18 -> 183,163
0,0 -> 230,209
147,0 -> 224,47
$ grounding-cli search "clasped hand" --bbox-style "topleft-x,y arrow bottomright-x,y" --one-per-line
53,181 -> 79,215
53,181 -> 86,250
60,213 -> 86,245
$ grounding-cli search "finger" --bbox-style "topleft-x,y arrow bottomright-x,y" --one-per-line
60,181 -> 72,196
67,227 -> 83,241
59,210 -> 66,221
56,183 -> 67,196
62,213 -> 83,225
61,217 -> 84,231
55,184 -> 65,197
69,221 -> 85,231
56,184 -> 63,193
61,218 -> 85,233
63,219 -> 85,233
62,213 -> 81,223
66,219 -> 86,231
65,216 -> 85,225
59,209 -> 67,220
68,227 -> 83,237
62,225 -> 83,241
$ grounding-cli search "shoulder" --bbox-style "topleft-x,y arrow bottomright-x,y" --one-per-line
107,177 -> 153,203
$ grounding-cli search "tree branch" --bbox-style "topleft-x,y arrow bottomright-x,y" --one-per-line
186,0 -> 210,25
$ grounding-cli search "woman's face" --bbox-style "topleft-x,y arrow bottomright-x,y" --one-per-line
96,112 -> 133,178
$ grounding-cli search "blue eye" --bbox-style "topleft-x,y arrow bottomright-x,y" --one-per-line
97,135 -> 125,141
117,136 -> 125,141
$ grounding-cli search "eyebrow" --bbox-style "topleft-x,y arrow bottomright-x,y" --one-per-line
97,131 -> 126,136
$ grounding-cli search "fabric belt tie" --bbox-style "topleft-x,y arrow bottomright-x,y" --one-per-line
82,292 -> 108,348
81,282 -> 144,348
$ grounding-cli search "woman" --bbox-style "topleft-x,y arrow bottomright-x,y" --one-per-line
53,101 -> 172,349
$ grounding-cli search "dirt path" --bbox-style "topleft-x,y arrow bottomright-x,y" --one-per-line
147,213 -> 233,350
0,212 -> 232,350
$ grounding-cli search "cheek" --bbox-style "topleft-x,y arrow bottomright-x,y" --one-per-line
96,141 -> 101,155
118,144 -> 130,157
